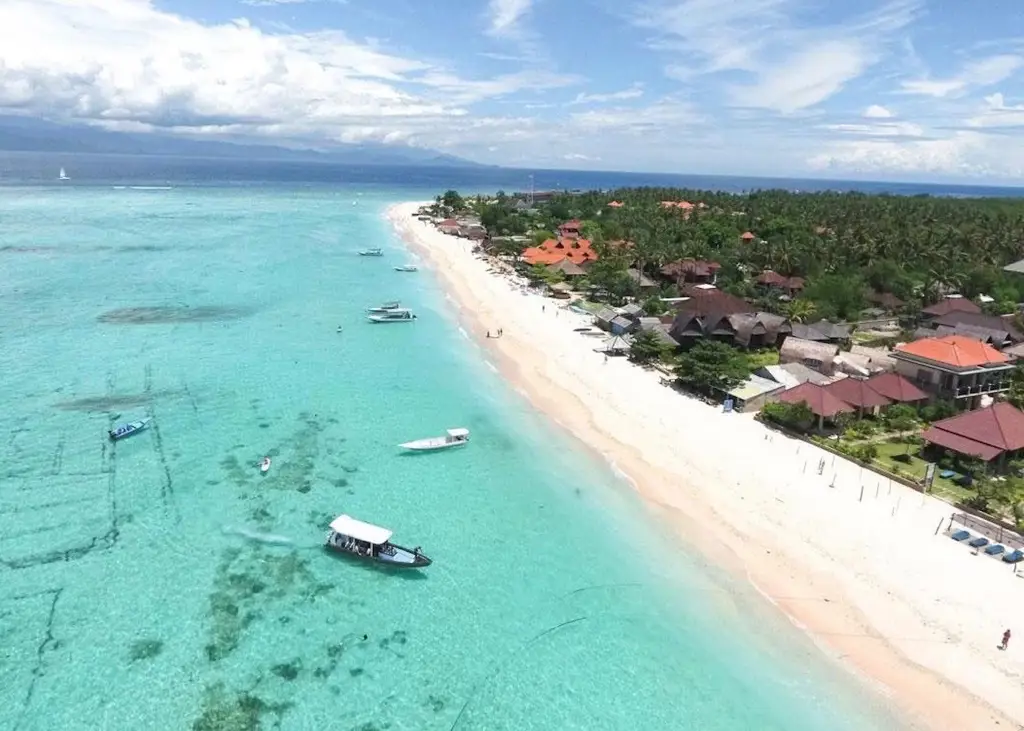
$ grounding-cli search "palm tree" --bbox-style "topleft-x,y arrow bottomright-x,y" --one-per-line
785,299 -> 817,323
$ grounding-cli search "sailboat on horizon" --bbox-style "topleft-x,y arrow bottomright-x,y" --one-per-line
58,167 -> 69,181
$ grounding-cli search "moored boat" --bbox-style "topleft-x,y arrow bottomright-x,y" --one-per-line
358,248 -> 383,256
260,456 -> 272,473
366,300 -> 402,314
399,427 -> 469,451
108,417 -> 151,441
325,514 -> 431,568
367,308 -> 416,323
394,265 -> 418,272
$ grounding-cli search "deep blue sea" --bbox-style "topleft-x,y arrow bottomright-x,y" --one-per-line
0,155 -> 928,730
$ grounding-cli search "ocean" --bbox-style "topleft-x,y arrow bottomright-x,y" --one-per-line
0,161 -> 920,730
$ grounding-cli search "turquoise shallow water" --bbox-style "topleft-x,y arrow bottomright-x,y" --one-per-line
0,186 -> 913,730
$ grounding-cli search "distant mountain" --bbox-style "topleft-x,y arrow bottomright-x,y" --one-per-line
0,115 -> 487,168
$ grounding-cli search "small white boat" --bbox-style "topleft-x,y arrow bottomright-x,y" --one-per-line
366,301 -> 402,314
358,248 -> 383,256
399,427 -> 469,451
260,456 -> 272,473
325,514 -> 431,568
394,265 -> 419,272
59,167 -> 69,181
108,417 -> 151,441
367,309 -> 416,323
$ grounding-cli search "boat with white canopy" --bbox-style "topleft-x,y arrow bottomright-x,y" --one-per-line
394,265 -> 418,272
358,248 -> 383,256
324,514 -> 431,568
108,417 -> 151,441
367,308 -> 416,323
366,300 -> 402,314
399,427 -> 469,451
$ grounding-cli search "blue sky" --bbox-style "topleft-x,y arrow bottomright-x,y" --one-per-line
1,0 -> 1024,181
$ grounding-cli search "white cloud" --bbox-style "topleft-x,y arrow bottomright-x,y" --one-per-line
634,0 -> 921,112
863,104 -> 893,118
569,84 -> 644,105
486,0 -> 533,38
820,121 -> 923,137
564,153 -> 600,161
241,0 -> 347,6
901,54 -> 1024,98
0,0 -> 581,150
966,92 -> 1024,129
807,131 -> 1020,177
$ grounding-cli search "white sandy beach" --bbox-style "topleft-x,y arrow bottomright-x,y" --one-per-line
388,201 -> 1024,731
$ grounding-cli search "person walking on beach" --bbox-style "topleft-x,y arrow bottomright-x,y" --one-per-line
1001,628 -> 1011,650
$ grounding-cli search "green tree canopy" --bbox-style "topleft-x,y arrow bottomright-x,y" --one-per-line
674,341 -> 751,394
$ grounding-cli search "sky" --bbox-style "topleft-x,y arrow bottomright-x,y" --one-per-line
1,0 -> 1024,181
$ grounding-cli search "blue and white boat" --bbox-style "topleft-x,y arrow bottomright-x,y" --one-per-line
358,247 -> 383,256
108,417 -> 151,441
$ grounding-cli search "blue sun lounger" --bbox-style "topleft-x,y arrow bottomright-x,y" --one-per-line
969,536 -> 990,548
950,529 -> 971,541
985,544 -> 1005,556
1002,549 -> 1024,563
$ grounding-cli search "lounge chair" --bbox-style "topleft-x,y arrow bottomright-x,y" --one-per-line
985,544 -> 1005,556
969,536 -> 990,548
950,530 -> 971,542
1002,549 -> 1024,563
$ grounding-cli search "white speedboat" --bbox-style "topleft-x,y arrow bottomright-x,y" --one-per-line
394,265 -> 419,272
399,428 -> 469,451
367,309 -> 416,323
358,248 -> 383,256
325,514 -> 431,568
259,456 -> 271,473
108,417 -> 151,441
366,300 -> 402,314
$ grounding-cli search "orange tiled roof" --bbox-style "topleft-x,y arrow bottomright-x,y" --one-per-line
607,201 -> 624,208
740,231 -> 755,240
896,335 -> 1010,368
521,236 -> 597,266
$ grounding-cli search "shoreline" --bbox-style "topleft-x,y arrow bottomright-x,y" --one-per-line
386,201 -> 1024,731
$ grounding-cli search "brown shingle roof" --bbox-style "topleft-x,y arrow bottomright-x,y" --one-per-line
776,383 -> 855,419
824,378 -> 893,409
864,372 -> 928,402
676,287 -> 753,316
662,258 -> 722,278
921,403 -> 1024,461
921,298 -> 982,317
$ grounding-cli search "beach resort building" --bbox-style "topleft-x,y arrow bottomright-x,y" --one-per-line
823,377 -> 892,417
755,270 -> 805,298
891,335 -> 1014,409
779,337 -> 841,376
756,362 -> 832,389
790,320 -> 851,345
861,372 -> 928,405
774,382 -> 855,430
521,237 -> 598,267
557,219 -> 582,239
726,374 -> 786,413
921,402 -> 1024,464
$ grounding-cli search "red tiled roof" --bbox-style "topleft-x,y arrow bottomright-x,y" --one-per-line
824,378 -> 892,409
521,236 -> 597,266
740,231 -> 755,240
921,298 -> 981,317
777,383 -> 855,419
895,335 -> 1010,368
607,201 -> 624,208
439,218 -> 459,226
921,402 -> 1024,461
864,372 -> 928,402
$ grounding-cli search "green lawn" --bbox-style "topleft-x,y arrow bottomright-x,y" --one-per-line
871,441 -> 972,504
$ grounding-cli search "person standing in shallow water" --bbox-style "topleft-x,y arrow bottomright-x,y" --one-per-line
1001,629 -> 1011,650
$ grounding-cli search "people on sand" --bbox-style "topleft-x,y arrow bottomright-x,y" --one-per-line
1001,629 -> 1012,650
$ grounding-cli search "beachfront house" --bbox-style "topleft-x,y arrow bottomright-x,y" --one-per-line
862,372 -> 928,405
779,336 -> 840,376
891,335 -> 1014,409
823,377 -> 892,418
756,362 -> 833,389
921,402 -> 1024,465
773,382 -> 855,431
727,374 -> 786,413
919,311 -> 1023,349
521,236 -> 598,268
790,320 -> 851,345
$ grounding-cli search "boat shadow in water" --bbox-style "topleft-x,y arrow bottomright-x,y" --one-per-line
322,550 -> 429,580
